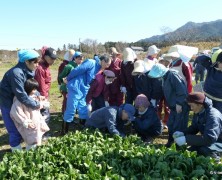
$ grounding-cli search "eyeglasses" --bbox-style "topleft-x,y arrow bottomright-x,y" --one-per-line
106,76 -> 114,79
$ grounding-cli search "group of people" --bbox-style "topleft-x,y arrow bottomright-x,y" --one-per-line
0,44 -> 222,162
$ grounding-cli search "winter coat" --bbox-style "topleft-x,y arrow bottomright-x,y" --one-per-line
184,97 -> 222,147
0,62 -> 39,109
170,59 -> 193,93
34,60 -> 51,98
107,57 -> 122,94
120,61 -> 135,91
133,73 -> 150,98
134,107 -> 162,136
204,67 -> 222,101
193,57 -> 206,73
57,60 -> 69,85
58,61 -> 77,93
86,71 -> 109,104
10,97 -> 49,145
67,59 -> 101,99
162,70 -> 188,110
85,106 -> 124,136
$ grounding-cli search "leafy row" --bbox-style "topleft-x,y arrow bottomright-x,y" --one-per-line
0,129 -> 221,179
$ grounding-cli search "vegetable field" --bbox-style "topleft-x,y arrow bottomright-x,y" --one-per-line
0,129 -> 221,179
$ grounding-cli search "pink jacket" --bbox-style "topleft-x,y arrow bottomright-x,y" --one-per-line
10,97 -> 49,145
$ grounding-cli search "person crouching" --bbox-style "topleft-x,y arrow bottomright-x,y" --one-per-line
133,94 -> 163,143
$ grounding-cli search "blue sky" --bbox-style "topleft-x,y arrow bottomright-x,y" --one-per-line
0,0 -> 221,50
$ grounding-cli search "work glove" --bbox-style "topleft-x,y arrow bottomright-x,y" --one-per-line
105,101 -> 109,107
176,104 -> 182,114
87,104 -> 92,112
174,136 -> 186,146
150,99 -> 156,107
173,131 -> 184,139
120,86 -> 127,94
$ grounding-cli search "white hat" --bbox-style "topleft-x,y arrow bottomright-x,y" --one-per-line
166,45 -> 198,62
147,45 -> 160,56
132,60 -> 145,76
64,49 -> 75,61
165,51 -> 180,58
123,47 -> 137,63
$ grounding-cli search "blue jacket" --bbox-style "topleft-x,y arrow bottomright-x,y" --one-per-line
67,59 -> 101,99
162,70 -> 188,109
0,62 -> 40,109
204,67 -> 222,100
85,106 -> 124,135
184,97 -> 222,146
147,76 -> 163,101
134,107 -> 162,136
193,57 -> 206,72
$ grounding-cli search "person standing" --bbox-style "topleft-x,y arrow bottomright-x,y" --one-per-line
193,55 -> 207,84
167,51 -> 193,93
148,64 -> 189,147
202,50 -> 222,114
58,52 -> 82,114
61,54 -> 102,134
107,47 -> 123,106
34,47 -> 57,123
10,79 -> 50,150
120,47 -> 137,104
0,49 -> 40,151
144,45 -> 160,72
57,49 -> 75,87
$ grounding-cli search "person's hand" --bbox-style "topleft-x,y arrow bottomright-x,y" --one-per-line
173,131 -> 184,139
176,104 -> 182,114
120,86 -> 127,94
105,101 -> 109,107
174,136 -> 186,146
63,77 -> 68,84
28,122 -> 36,129
150,99 -> 156,107
38,96 -> 46,101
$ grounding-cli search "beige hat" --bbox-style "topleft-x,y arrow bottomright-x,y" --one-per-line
123,47 -> 137,63
165,51 -> 180,58
110,47 -> 120,55
132,60 -> 145,76
147,45 -> 160,56
64,49 -> 75,61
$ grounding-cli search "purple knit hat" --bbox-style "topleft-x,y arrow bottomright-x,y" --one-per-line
134,94 -> 150,108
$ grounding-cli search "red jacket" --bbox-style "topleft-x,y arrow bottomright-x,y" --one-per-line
170,59 -> 193,93
57,60 -> 69,84
34,60 -> 51,98
107,57 -> 122,94
86,71 -> 109,104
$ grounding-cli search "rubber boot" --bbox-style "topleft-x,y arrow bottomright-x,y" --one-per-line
11,144 -> 22,152
60,121 -> 70,135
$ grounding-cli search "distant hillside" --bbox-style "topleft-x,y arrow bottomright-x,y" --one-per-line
139,20 -> 222,44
